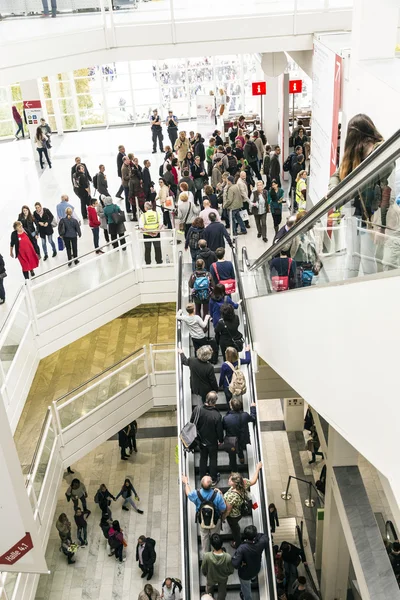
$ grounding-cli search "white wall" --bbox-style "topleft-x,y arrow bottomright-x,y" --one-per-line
247,271 -> 400,507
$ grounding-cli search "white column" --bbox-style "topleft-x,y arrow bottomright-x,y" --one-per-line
283,397 -> 304,432
352,0 -> 399,61
262,76 -> 279,145
320,427 -> 358,599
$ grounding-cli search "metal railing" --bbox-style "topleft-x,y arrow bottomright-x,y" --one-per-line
296,521 -> 322,599
281,475 -> 325,509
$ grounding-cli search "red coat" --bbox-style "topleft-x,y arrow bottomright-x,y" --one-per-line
87,205 -> 100,228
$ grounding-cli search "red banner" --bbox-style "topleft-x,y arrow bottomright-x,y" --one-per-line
0,533 -> 34,566
251,81 -> 266,96
23,100 -> 42,110
330,56 -> 342,176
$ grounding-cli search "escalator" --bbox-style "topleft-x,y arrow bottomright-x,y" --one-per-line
176,250 -> 277,599
235,128 -> 400,509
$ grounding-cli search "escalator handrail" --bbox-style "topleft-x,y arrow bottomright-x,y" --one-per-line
296,524 -> 322,599
386,520 -> 399,542
231,240 -> 278,600
248,127 -> 400,272
175,250 -> 191,600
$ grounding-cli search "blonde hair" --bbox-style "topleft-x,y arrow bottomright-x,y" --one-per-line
13,220 -> 22,230
225,346 -> 239,363
296,170 -> 307,183
186,303 -> 195,314
179,192 -> 188,203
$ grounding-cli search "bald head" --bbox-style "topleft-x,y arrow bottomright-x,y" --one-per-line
201,476 -> 213,490
202,199 -> 210,208
61,194 -> 69,202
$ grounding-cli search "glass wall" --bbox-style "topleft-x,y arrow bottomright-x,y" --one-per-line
0,54 -> 263,138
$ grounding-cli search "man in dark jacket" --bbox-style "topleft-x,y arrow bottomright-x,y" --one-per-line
243,134 -> 262,180
179,170 -> 195,194
269,146 -> 281,186
196,240 -> 217,272
203,212 -> 232,251
136,535 -> 156,580
96,164 -> 109,197
279,541 -> 305,589
142,160 -> 154,203
223,397 -> 256,469
190,391 -> 223,484
273,215 -> 297,255
71,157 -> 91,187
178,346 -> 218,403
232,525 -> 268,599
116,145 -> 126,198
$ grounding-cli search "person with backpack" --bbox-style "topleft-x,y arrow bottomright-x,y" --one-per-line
202,533 -> 234,600
196,239 -> 217,272
270,250 -> 297,292
182,473 -> 227,552
108,520 -> 126,563
226,146 -> 238,176
228,121 -> 239,145
95,164 -> 109,197
185,217 -> 206,270
178,345 -> 218,402
209,283 -> 240,328
223,466 -> 262,548
243,134 -> 262,180
215,303 -> 243,360
232,525 -> 269,599
191,390 -> 224,484
223,396 -> 256,471
139,583 -> 161,600
161,577 -> 182,600
219,345 -> 251,405
115,478 -> 144,514
189,258 -> 213,318
136,535 -> 157,580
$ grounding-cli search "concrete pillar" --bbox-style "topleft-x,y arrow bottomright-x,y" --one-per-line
352,0 -> 399,60
283,397 -> 304,432
260,52 -> 288,147
321,427 -> 358,599
286,50 -> 313,78
19,79 -> 44,163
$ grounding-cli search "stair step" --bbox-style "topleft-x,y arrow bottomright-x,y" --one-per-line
271,517 -> 298,546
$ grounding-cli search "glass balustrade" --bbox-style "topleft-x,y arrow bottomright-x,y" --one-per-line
0,289 -> 30,380
151,343 -> 175,372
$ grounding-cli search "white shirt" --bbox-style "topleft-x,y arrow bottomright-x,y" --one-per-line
199,207 -> 221,227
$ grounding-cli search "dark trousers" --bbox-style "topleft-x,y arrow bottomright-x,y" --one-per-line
79,191 -> 90,219
120,444 -> 129,459
199,444 -> 218,480
152,128 -> 163,152
249,161 -> 261,180
15,122 -> 24,137
110,231 -> 126,249
23,270 -> 32,279
194,185 -> 203,206
72,494 -> 88,512
144,235 -> 162,265
227,515 -> 242,548
168,127 -> 178,147
77,523 -> 87,545
37,147 -> 51,168
115,544 -> 123,562
139,563 -> 154,579
0,279 -> 5,300
92,226 -> 99,249
116,181 -> 124,197
254,213 -> 267,239
64,237 -> 78,262
228,443 -> 245,471
195,302 -> 209,319
129,434 -> 137,452
310,451 -> 324,462
123,186 -> 132,214
102,228 -> 110,243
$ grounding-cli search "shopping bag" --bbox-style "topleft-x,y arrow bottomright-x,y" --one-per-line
58,236 -> 64,251
239,209 -> 249,222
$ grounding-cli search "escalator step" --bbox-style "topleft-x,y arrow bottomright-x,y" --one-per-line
194,464 -> 248,475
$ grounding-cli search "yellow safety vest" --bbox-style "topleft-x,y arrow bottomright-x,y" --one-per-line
143,210 -> 160,231
296,179 -> 307,211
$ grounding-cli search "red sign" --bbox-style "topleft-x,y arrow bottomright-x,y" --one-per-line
0,532 -> 34,566
252,82 -> 267,96
23,100 -> 42,110
330,56 -> 342,175
289,80 -> 303,94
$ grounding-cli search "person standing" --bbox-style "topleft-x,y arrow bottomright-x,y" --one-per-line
96,164 -> 109,197
177,304 -> 211,353
182,474 -> 226,553
12,106 -> 24,139
136,535 -> 157,580
115,478 -> 144,514
252,130 -> 265,169
34,127 -> 51,169
191,156 -> 206,206
270,146 -> 281,187
58,207 -> 81,266
10,221 -> 39,279
191,391 -> 223,484
42,0 -> 57,16
116,145 -> 126,198
74,508 -> 88,546
128,420 -> 138,454
174,131 -> 190,169
206,137 -> 216,177
196,239 -> 217,271
0,254 -> 6,304
161,578 -> 182,600
243,134 -> 261,180
108,520 -> 126,563
139,584 -> 161,600
18,206 -> 40,255
269,503 -> 280,534
94,483 -> 116,516
166,110 -> 178,147
223,467 -> 262,549
295,170 -> 308,213
88,198 -> 104,254
103,196 -> 126,249
139,201 -> 163,265
39,117 -> 52,138
142,160 -> 154,203
203,212 -> 232,251
55,195 -> 79,223
189,257 -> 213,318
73,164 -> 91,220
150,109 -> 164,154
33,202 -> 57,260
97,196 -> 110,244
268,180 -> 285,234
251,180 -> 269,242
118,425 -> 130,460
121,156 -> 133,218
202,533 -> 234,600
56,513 -> 72,543
278,541 -> 305,590
232,526 -> 269,600
224,177 -> 246,236
223,396 -> 256,470
178,346 -> 218,403
65,478 -> 91,515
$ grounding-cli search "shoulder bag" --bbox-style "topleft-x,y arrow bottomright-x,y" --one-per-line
212,262 -> 236,295
179,204 -> 191,232
111,209 -> 126,225
221,319 -> 244,352
271,258 -> 292,292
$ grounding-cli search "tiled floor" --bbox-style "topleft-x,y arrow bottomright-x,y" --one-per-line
14,303 -> 176,471
35,411 -> 180,600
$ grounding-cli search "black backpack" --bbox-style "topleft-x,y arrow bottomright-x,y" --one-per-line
93,173 -> 98,190
189,228 -> 201,249
229,127 -> 238,143
196,490 -> 219,528
159,164 -> 164,177
283,153 -> 294,172
227,154 -> 237,174
247,140 -> 258,161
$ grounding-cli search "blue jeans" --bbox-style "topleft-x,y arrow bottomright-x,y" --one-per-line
239,577 -> 252,600
77,523 -> 87,545
123,497 -> 138,510
15,122 -> 24,138
92,226 -> 100,249
42,0 -> 57,15
232,209 -> 246,233
41,234 -> 56,255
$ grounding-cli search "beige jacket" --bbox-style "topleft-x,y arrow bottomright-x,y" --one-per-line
237,178 -> 249,203
174,137 -> 190,161
138,589 -> 161,600
224,184 -> 243,210
121,163 -> 131,187
254,137 -> 265,160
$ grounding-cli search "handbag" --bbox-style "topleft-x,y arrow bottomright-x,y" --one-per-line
57,236 -> 64,251
239,209 -> 249,222
211,262 -> 236,295
194,177 -> 204,191
164,196 -> 174,211
271,258 -> 292,292
220,436 -> 238,453
180,405 -> 201,453
111,210 -> 126,225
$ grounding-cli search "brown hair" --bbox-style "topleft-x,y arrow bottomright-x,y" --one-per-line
339,114 -> 383,181
204,185 -> 213,195
192,217 -> 204,228
186,303 -> 195,314
195,258 -> 205,270
180,182 -> 188,191
225,346 -> 239,363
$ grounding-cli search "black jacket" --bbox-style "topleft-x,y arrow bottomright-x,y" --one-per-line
196,248 -> 217,272
191,163 -> 204,180
270,154 -> 281,183
232,533 -> 269,580
215,315 -> 240,349
95,487 -> 115,511
191,404 -> 223,446
33,208 -> 54,238
203,222 -> 232,252
223,407 -> 256,446
194,138 -> 206,163
279,542 -> 304,565
142,167 -> 154,196
18,215 -> 37,237
0,254 -> 5,276
181,353 -> 218,398
179,176 -> 195,193
71,162 -> 91,184
10,230 -> 39,259
117,151 -> 126,177
136,538 -> 156,567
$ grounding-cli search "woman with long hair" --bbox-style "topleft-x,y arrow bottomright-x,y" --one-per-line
223,465 -> 262,548
182,150 -> 194,173
10,221 -> 39,279
295,170 -> 308,213
268,179 -> 285,234
18,205 -> 41,256
115,478 -> 144,514
209,283 -> 239,328
12,106 -> 24,140
34,126 -> 51,169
